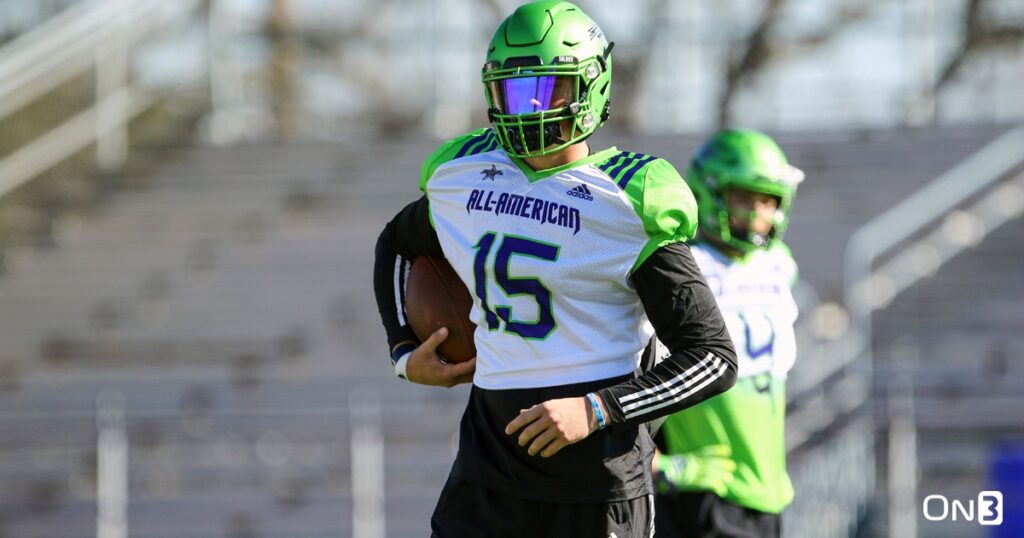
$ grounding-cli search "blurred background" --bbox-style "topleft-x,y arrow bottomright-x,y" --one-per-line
0,0 -> 1021,536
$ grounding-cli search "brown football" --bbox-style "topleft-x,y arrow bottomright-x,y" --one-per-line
405,256 -> 477,363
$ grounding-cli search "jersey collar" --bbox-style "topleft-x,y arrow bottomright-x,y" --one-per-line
506,146 -> 621,183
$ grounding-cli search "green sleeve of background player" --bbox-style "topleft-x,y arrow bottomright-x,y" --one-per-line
621,158 -> 699,272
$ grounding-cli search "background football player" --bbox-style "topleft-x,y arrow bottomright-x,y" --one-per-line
373,1 -> 737,536
652,129 -> 804,538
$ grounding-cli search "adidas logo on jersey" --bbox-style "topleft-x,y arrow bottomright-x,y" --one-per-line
567,184 -> 594,201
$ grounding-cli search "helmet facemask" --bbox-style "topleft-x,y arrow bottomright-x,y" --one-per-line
695,165 -> 802,254
482,1 -> 613,158
713,187 -> 786,250
686,129 -> 803,254
483,53 -> 610,158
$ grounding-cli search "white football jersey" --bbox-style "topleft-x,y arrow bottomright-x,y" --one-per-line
421,129 -> 696,389
669,242 -> 799,380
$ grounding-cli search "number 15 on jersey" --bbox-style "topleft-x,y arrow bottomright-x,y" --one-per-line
472,232 -> 560,340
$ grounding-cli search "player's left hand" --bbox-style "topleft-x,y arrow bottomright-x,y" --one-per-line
504,396 -> 596,458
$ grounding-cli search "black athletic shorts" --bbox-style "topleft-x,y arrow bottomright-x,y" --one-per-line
654,491 -> 780,538
431,476 -> 654,538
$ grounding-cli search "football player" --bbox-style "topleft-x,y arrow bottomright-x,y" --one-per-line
652,129 -> 804,537
372,2 -> 737,536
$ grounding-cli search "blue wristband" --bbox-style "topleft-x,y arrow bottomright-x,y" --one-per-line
586,393 -> 606,430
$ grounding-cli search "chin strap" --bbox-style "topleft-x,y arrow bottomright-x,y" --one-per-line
543,123 -> 567,147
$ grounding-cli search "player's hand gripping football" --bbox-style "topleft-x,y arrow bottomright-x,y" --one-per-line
406,327 -> 476,388
504,394 -> 605,457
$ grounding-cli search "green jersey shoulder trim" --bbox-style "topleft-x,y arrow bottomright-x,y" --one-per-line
419,128 -> 499,193
598,155 -> 696,272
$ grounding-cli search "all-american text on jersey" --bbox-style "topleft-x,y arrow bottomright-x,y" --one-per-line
467,189 -> 582,235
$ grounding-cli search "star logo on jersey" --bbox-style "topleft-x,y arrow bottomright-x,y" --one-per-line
480,165 -> 503,180
566,183 -> 594,201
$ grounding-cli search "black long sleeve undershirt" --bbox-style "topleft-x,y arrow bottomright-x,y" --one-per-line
596,242 -> 737,429
372,196 -> 441,363
373,199 -> 737,424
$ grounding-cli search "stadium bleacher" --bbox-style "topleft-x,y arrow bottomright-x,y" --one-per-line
0,125 -> 1019,536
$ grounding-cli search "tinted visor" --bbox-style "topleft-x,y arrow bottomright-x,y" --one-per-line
489,75 -> 575,114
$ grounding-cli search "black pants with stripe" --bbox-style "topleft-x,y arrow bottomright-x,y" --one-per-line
431,476 -> 654,538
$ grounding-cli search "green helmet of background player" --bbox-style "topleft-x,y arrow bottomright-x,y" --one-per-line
687,129 -> 804,252
482,1 -> 613,158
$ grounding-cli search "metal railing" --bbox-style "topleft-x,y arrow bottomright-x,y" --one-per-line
784,125 -> 1024,537
839,124 -> 1024,538
843,125 -> 1024,327
784,283 -> 875,538
0,0 -> 205,199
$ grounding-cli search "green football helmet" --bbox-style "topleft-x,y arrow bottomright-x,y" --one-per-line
482,1 -> 613,158
687,129 -> 804,252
